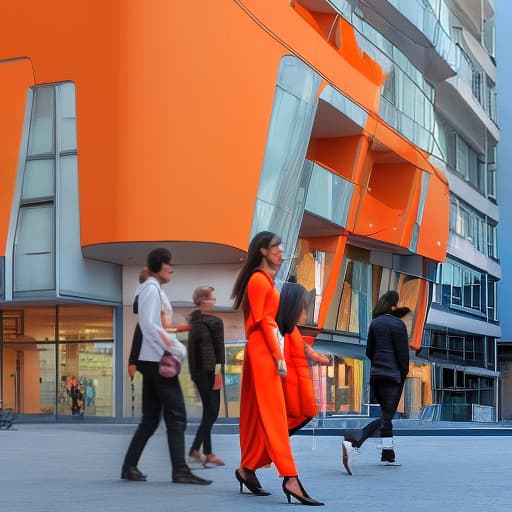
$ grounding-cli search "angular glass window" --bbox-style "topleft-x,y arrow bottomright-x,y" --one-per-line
21,159 -> 55,200
14,204 -> 55,292
57,82 -> 77,152
27,87 -> 55,156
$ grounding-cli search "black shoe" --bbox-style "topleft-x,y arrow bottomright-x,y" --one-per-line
121,466 -> 147,481
235,468 -> 271,496
282,476 -> 324,506
173,470 -> 212,485
381,449 -> 396,463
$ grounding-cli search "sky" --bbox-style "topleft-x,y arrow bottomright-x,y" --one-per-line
496,0 -> 512,340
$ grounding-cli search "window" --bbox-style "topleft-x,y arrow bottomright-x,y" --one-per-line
450,195 -> 496,256
451,265 -> 462,306
13,82 -> 78,296
487,223 -> 497,259
14,204 -> 55,291
487,279 -> 498,322
438,259 -> 492,317
487,145 -> 497,200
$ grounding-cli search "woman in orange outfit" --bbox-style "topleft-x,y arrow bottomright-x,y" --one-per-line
276,282 -> 330,435
231,231 -> 324,506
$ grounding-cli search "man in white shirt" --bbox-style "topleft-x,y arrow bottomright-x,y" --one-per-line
121,248 -> 212,485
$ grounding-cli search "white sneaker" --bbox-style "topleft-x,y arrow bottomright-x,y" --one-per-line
342,440 -> 359,475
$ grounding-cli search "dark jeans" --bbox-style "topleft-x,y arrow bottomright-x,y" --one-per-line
190,372 -> 220,455
371,376 -> 404,438
122,362 -> 188,476
345,377 -> 404,447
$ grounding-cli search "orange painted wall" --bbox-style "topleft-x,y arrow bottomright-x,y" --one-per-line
307,135 -> 367,182
0,0 -> 448,259
0,59 -> 34,256
416,173 -> 450,261
353,162 -> 417,245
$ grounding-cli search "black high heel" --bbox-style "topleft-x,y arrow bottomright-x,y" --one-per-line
282,476 -> 324,506
235,468 -> 271,496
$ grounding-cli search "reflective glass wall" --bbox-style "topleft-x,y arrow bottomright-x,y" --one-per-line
0,305 -> 114,417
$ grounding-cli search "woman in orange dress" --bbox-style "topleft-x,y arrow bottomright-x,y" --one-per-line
276,282 -> 330,435
231,231 -> 323,506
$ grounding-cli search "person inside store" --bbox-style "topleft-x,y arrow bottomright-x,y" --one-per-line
276,281 -> 330,436
342,290 -> 410,475
121,248 -> 212,485
231,231 -> 324,506
187,285 -> 225,466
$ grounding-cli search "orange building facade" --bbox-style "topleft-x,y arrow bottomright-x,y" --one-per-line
0,1 -> 448,420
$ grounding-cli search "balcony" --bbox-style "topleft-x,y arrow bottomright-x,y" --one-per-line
358,0 -> 456,81
451,0 -> 495,42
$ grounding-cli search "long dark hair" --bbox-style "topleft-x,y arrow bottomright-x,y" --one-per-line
276,282 -> 307,335
231,231 -> 279,310
372,290 -> 399,319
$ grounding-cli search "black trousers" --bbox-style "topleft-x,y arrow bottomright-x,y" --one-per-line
371,376 -> 404,438
122,362 -> 188,475
190,372 -> 220,455
346,377 -> 404,447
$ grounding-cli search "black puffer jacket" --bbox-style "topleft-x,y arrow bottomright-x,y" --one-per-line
188,310 -> 225,376
366,313 -> 409,383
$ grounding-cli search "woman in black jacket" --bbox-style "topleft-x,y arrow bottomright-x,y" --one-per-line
342,290 -> 410,475
187,286 -> 225,466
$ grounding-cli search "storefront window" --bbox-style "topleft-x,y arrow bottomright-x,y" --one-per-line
59,305 -> 113,340
290,237 -> 335,326
57,342 -> 113,416
317,356 -> 364,415
1,305 -> 114,417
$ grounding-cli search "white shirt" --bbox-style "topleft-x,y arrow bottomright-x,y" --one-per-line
136,277 -> 186,363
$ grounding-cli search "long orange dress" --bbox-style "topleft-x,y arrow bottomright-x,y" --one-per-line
239,270 -> 298,477
282,327 -> 318,432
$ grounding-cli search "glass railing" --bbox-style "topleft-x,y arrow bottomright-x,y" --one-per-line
374,0 -> 457,69
350,16 -> 436,153
451,38 -> 497,124
326,0 -> 356,20
304,162 -> 354,227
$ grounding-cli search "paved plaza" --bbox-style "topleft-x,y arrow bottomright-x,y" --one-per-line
1,423 -> 511,512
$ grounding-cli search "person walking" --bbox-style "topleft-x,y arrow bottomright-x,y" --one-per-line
231,231 -> 323,506
187,286 -> 225,466
342,290 -> 410,475
276,282 -> 330,436
128,267 -> 150,381
121,248 -> 211,485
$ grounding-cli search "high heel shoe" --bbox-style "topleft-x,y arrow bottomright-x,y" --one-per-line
282,476 -> 324,506
235,468 -> 271,496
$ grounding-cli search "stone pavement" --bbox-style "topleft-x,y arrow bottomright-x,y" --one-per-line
1,423 -> 511,512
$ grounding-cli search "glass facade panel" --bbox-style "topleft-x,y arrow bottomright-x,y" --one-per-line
2,307 -> 56,342
305,163 -> 354,227
14,204 -> 55,292
1,342 -> 56,415
251,56 -> 321,284
58,305 -> 113,341
57,342 -> 113,416
290,238 -> 336,327
57,82 -> 77,152
1,306 -> 114,417
27,87 -> 55,156
321,356 -> 364,415
22,159 -> 55,200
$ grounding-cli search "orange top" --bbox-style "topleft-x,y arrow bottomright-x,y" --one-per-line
244,270 -> 283,361
282,327 -> 318,420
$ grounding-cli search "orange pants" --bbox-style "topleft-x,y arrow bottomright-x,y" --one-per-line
239,332 -> 298,477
